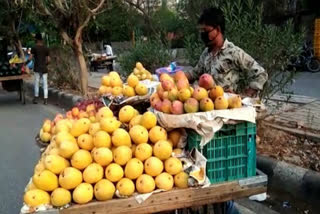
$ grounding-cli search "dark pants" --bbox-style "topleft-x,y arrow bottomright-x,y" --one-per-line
210,201 -> 240,214
226,201 -> 240,214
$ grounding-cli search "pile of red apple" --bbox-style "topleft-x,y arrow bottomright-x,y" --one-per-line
63,98 -> 105,121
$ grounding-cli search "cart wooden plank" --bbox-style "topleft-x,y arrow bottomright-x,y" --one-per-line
91,55 -> 117,61
36,173 -> 266,214
0,74 -> 31,81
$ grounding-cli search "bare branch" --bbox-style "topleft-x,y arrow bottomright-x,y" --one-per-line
122,0 -> 159,36
76,14 -> 92,37
53,0 -> 68,15
90,0 -> 106,14
73,13 -> 92,54
123,0 -> 148,17
35,0 -> 52,16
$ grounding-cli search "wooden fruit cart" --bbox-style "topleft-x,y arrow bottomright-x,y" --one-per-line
38,170 -> 267,214
0,73 -> 31,104
89,55 -> 117,72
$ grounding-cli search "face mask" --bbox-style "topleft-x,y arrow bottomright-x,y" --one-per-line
201,32 -> 211,46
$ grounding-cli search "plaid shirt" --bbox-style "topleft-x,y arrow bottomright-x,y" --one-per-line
187,39 -> 268,92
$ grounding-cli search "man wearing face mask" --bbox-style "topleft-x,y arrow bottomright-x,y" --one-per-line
185,8 -> 266,214
186,7 -> 268,97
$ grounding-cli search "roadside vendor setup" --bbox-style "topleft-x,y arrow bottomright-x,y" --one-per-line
89,53 -> 117,72
22,62 -> 267,214
0,60 -> 30,104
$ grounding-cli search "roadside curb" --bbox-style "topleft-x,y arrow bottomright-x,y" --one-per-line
257,155 -> 320,208
24,82 -> 83,110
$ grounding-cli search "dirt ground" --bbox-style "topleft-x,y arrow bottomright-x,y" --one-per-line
257,120 -> 320,172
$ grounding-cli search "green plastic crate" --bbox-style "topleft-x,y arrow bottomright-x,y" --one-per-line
187,122 -> 256,184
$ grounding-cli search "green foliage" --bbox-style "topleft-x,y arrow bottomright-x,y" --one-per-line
151,5 -> 182,34
177,0 -> 222,33
0,1 -> 32,45
222,0 -> 304,98
118,37 -> 173,76
183,34 -> 204,67
150,4 -> 184,48
0,0 -> 61,48
181,0 -> 304,98
87,1 -> 143,42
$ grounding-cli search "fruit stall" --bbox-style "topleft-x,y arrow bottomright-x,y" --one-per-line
22,63 -> 267,214
89,55 -> 117,72
0,59 -> 30,104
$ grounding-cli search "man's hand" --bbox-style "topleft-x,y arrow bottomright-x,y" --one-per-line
244,88 -> 258,97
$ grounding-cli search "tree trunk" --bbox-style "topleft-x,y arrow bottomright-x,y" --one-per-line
74,41 -> 88,97
15,39 -> 24,59
11,20 -> 24,59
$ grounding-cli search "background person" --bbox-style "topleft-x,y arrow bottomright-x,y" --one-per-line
28,33 -> 50,105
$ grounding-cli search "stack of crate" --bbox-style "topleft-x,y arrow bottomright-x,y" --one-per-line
315,18 -> 320,60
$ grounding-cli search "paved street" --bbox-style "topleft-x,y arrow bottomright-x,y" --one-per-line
289,71 -> 320,99
0,91 -> 64,214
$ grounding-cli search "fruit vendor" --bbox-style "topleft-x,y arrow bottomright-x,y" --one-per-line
186,7 -> 268,98
186,7 -> 268,214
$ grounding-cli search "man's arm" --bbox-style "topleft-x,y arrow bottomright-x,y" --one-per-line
235,48 -> 268,94
185,49 -> 207,82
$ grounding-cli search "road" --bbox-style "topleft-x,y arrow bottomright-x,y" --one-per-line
0,91 -> 64,214
289,71 -> 320,99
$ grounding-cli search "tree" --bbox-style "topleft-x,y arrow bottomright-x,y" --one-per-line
34,0 -> 106,96
87,1 -> 143,42
0,0 -> 31,59
123,0 -> 162,37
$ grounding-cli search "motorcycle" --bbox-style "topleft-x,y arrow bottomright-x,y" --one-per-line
288,41 -> 320,73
